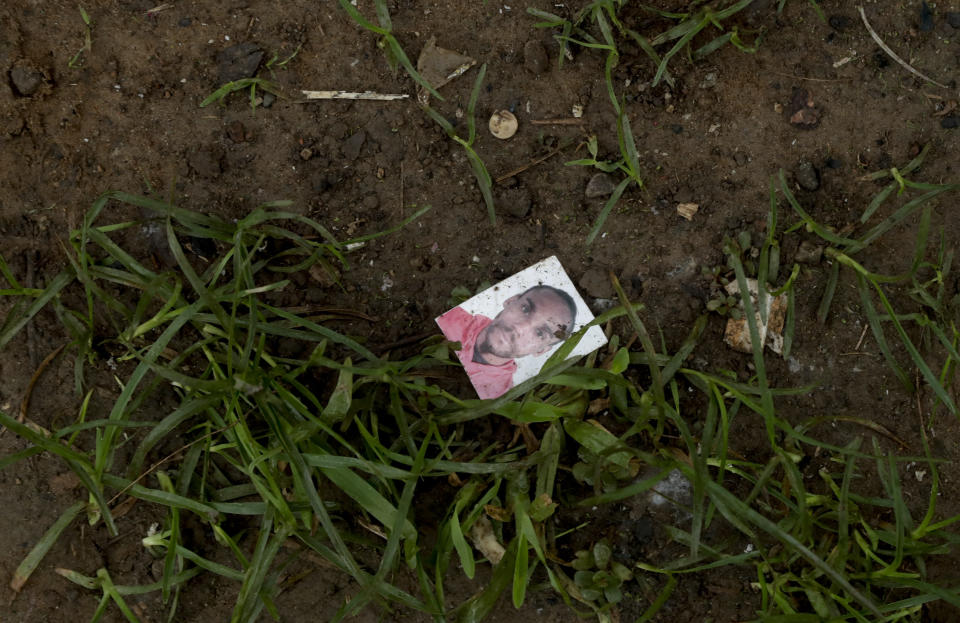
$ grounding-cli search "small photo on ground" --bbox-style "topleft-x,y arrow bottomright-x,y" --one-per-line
435,256 -> 608,399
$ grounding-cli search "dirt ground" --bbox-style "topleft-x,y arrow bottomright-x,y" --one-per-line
1,0 -> 960,620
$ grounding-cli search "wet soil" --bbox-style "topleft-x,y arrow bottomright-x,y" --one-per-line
1,0 -> 960,620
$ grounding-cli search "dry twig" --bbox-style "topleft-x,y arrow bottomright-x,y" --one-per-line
858,6 -> 949,89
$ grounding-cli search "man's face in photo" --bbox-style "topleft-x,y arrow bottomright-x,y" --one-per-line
476,287 -> 575,360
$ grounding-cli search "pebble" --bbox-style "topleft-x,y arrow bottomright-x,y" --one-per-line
948,12 -> 960,28
262,92 -> 276,108
9,65 -> 43,97
226,119 -> 246,143
585,172 -> 616,199
178,16 -> 192,27
216,42 -> 263,83
523,40 -> 549,75
499,187 -> 532,218
794,161 -> 820,191
341,131 -> 366,161
579,267 -> 614,299
788,87 -> 821,129
942,116 -> 959,129
300,147 -> 313,160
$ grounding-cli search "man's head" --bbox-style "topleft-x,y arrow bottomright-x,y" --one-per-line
476,285 -> 577,361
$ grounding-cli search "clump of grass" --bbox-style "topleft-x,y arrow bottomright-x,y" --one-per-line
780,157 -> 960,415
3,187 -> 960,621
200,44 -> 299,112
636,0 -> 762,87
199,77 -> 282,111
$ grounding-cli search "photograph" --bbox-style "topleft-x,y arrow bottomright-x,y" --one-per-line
436,256 -> 607,399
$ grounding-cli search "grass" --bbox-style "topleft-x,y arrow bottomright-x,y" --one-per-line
200,78 -> 282,112
340,0 -> 497,225
0,177 -> 958,622
423,64 -> 497,225
529,1 -> 646,244
780,159 -> 960,415
68,6 -> 93,69
200,43 -> 298,112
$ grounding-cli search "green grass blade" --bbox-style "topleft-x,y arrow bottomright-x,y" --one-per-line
585,177 -> 630,245
817,261 -> 840,324
0,270 -> 74,350
10,501 -> 85,593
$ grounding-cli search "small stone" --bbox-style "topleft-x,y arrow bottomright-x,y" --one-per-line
262,92 -> 276,108
9,65 -> 43,97
795,240 -> 823,264
500,187 -> 532,218
216,42 -> 264,83
941,116 -> 959,129
226,120 -> 246,143
734,151 -> 749,166
300,147 -> 313,160
948,12 -> 960,28
178,16 -> 192,27
788,87 -> 821,129
579,267 -> 614,299
341,131 -> 366,161
585,173 -> 616,199
794,161 -> 820,191
825,157 -> 843,169
523,40 -> 549,75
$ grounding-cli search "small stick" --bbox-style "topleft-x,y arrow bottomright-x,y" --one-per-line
530,118 -> 585,125
300,90 -> 409,101
858,6 -> 949,89
854,324 -> 869,351
495,141 -> 573,184
145,3 -> 173,16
